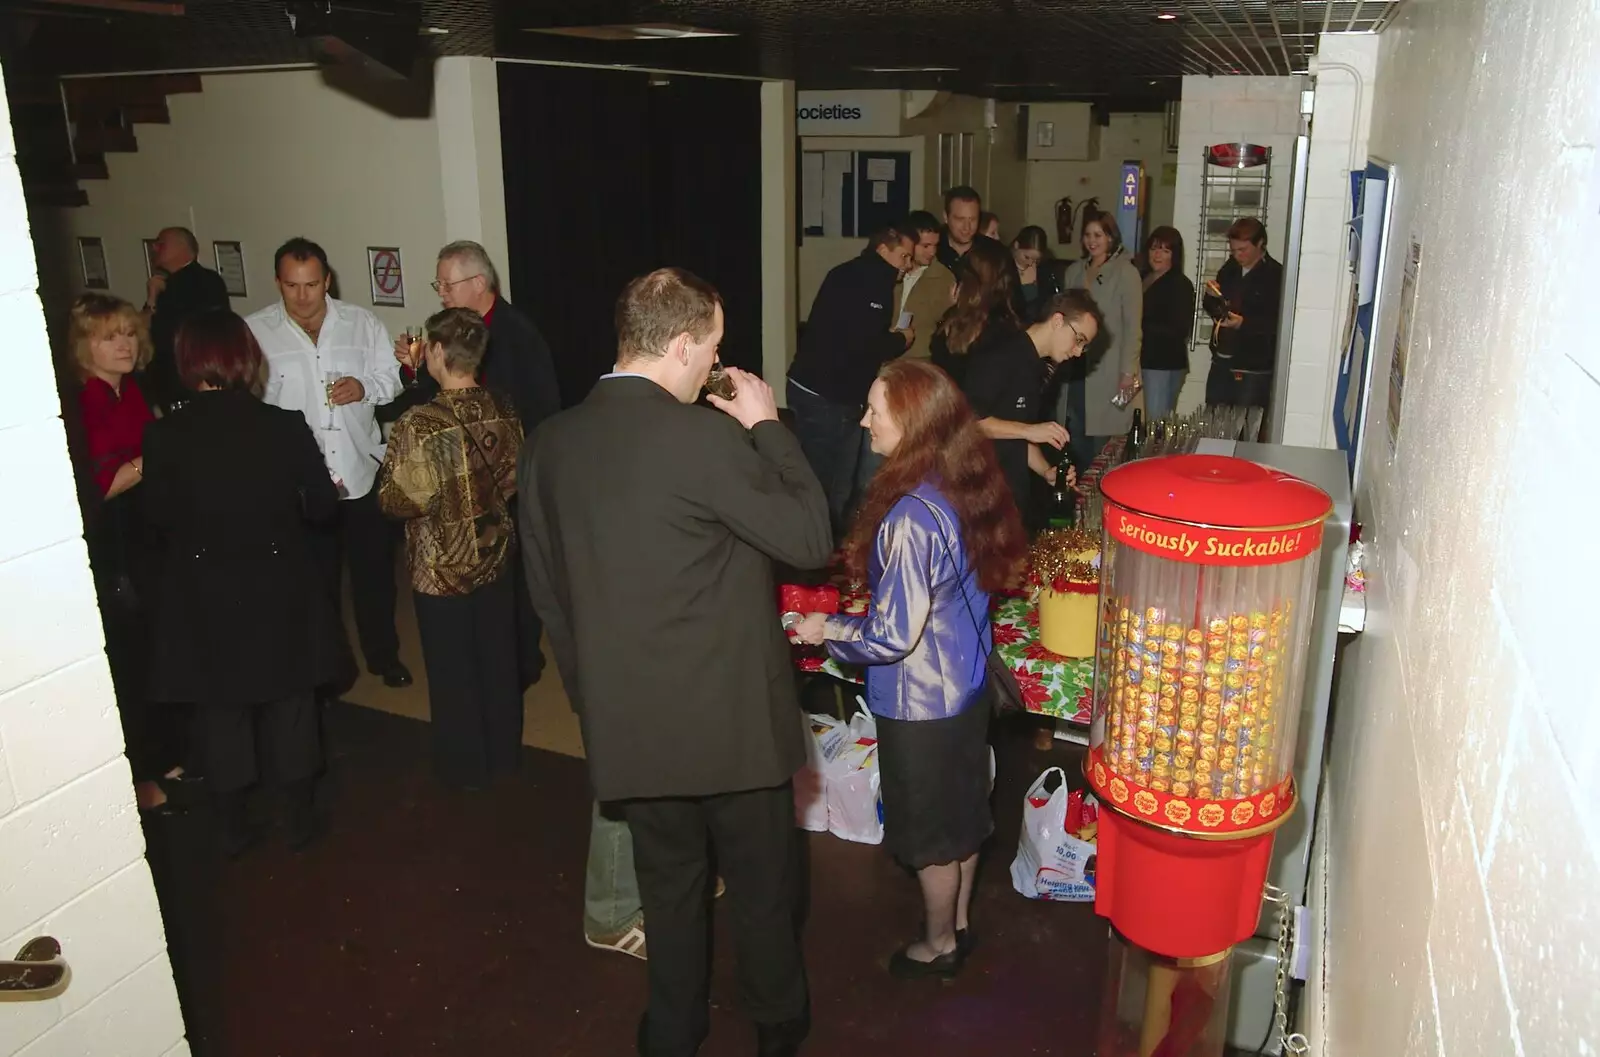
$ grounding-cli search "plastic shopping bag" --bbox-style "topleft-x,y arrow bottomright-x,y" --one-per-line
824,702 -> 883,844
794,713 -> 845,832
1010,766 -> 1099,902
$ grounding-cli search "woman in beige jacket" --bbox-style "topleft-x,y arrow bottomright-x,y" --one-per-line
1055,213 -> 1142,466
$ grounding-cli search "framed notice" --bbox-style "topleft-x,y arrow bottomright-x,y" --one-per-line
78,237 -> 109,290
143,238 -> 160,277
1387,239 -> 1422,452
212,240 -> 247,297
367,246 -> 405,307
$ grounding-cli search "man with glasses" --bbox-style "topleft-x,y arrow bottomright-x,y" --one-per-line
396,241 -> 561,436
391,240 -> 561,691
961,289 -> 1102,527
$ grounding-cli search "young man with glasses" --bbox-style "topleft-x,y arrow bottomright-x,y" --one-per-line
961,289 -> 1103,527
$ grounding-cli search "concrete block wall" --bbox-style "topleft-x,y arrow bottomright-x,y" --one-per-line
1281,34 -> 1379,449
0,64 -> 188,1057
1172,75 -> 1304,414
1317,1 -> 1600,1054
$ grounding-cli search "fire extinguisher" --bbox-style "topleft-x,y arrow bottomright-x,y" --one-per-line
1054,196 -> 1074,245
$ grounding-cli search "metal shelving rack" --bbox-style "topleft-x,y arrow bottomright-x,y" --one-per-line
1193,143 -> 1273,349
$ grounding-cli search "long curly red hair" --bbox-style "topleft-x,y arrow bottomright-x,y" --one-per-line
843,359 -> 1027,592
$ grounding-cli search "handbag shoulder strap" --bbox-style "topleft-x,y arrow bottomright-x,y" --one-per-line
903,492 -> 991,653
436,395 -> 493,470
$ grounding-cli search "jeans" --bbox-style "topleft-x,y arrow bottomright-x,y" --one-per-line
1141,368 -> 1187,422
786,380 -> 862,538
584,801 -> 641,936
1204,363 -> 1274,409
853,430 -> 884,511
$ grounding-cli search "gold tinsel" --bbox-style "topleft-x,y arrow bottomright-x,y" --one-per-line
1030,527 -> 1101,587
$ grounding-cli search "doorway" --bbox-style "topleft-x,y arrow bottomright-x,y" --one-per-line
497,63 -> 764,406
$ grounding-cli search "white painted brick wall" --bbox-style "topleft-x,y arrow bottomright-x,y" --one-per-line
1281,34 -> 1379,448
1172,74 -> 1304,414
0,61 -> 186,1057
1321,3 -> 1600,1056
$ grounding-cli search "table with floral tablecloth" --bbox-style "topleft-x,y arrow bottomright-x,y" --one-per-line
793,590 -> 1094,724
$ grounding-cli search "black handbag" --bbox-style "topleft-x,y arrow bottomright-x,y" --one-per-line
908,495 -> 1026,717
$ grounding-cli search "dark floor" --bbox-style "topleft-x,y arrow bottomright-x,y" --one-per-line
145,700 -> 1111,1057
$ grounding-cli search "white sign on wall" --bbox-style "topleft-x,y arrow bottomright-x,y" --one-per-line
796,90 -> 903,137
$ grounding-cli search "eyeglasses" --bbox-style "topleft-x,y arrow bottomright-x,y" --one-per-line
1068,321 -> 1090,350
430,274 -> 482,293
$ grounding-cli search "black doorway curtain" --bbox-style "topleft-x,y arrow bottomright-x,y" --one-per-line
499,64 -> 763,407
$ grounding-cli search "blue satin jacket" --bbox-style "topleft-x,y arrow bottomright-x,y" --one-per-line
825,482 -> 992,721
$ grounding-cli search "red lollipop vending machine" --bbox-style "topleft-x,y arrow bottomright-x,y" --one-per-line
1087,455 -> 1331,1057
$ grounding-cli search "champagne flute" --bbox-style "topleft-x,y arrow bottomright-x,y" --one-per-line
323,370 -> 342,430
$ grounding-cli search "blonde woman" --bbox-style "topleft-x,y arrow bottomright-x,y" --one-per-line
66,293 -> 183,813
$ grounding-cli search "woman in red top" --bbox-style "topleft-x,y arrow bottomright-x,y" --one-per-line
69,293 -> 179,812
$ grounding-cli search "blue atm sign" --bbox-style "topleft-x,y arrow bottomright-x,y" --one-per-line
1116,162 -> 1145,250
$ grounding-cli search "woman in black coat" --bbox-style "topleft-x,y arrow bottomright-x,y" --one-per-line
1011,225 -> 1065,322
142,310 -> 351,854
1138,225 -> 1198,421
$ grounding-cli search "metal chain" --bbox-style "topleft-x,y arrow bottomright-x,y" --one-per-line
1263,884 -> 1311,1056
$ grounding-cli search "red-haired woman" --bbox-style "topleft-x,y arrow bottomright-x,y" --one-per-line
794,358 -> 1026,980
143,310 -> 351,855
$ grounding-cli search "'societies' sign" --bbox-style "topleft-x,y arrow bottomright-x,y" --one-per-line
1106,506 -> 1324,567
796,90 -> 903,136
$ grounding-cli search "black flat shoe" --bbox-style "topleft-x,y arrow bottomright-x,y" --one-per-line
888,942 -> 964,980
956,928 -> 975,959
372,662 -> 413,688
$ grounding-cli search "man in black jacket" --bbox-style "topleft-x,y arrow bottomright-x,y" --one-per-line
389,240 -> 561,688
520,268 -> 831,1057
141,226 -> 229,410
936,186 -> 1028,318
786,225 -> 913,535
1205,217 -> 1284,413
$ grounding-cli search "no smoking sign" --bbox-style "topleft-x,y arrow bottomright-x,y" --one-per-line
367,246 -> 406,307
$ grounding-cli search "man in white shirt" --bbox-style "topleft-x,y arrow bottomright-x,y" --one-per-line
250,237 -> 412,689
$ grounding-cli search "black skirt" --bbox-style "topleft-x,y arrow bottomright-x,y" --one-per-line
876,702 -> 993,870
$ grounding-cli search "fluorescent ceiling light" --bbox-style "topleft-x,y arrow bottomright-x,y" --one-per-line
854,65 -> 959,73
524,23 -> 737,41
1156,12 -> 1179,19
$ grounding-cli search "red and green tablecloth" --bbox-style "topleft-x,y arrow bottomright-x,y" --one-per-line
794,591 -> 1094,725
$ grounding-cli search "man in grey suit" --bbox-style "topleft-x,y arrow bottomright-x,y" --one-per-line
518,268 -> 831,1057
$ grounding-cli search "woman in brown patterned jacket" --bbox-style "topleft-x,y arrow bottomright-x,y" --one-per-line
379,307 -> 525,788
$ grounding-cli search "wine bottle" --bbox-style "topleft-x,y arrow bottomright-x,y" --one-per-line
1128,408 -> 1146,458
1045,447 -> 1076,529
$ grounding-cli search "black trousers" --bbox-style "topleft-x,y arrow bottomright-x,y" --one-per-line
413,574 -> 523,787
198,692 -> 320,794
621,784 -> 808,1057
507,509 -> 546,689
312,486 -> 400,674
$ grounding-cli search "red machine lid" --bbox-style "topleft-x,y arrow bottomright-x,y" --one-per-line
1100,455 -> 1331,530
